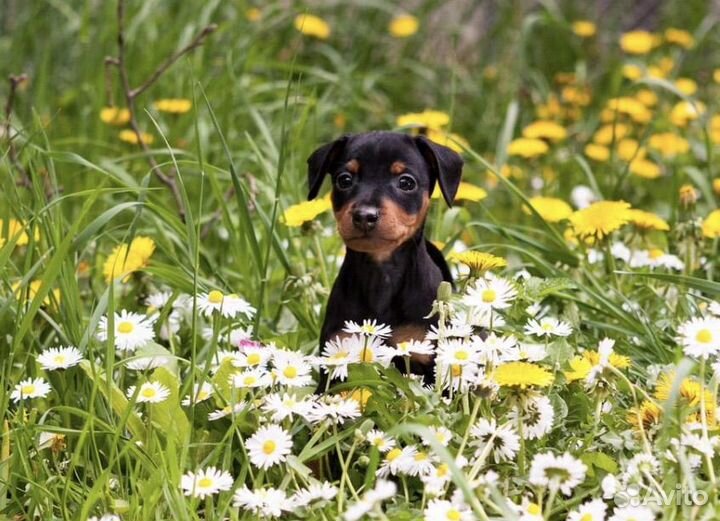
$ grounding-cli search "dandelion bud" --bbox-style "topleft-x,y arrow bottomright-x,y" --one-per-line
679,183 -> 698,208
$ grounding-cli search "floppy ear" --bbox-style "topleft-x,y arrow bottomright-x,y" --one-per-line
307,135 -> 350,200
414,135 -> 464,207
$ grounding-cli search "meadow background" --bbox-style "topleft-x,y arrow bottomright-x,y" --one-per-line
3,0 -> 720,519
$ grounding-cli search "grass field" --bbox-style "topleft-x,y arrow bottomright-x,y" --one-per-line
3,1 -> 720,519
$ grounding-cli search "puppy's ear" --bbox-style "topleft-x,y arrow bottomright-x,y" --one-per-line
414,135 -> 464,207
307,135 -> 350,200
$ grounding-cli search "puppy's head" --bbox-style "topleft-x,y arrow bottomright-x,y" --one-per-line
307,131 -> 463,261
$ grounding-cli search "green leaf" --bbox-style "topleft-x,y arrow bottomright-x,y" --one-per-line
149,367 -> 190,444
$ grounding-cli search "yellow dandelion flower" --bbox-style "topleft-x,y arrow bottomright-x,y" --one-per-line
561,85 -> 591,106
593,123 -> 630,145
283,197 -> 332,227
584,143 -> 610,162
245,7 -> 262,22
507,137 -> 549,158
554,72 -> 576,85
713,178 -> 720,196
522,120 -> 567,142
635,89 -> 658,107
679,184 -> 698,207
622,64 -> 644,81
340,388 -> 372,407
13,280 -> 61,307
153,98 -> 192,114
674,78 -> 697,96
100,107 -> 131,126
664,28 -> 694,49
629,158 -> 661,179
524,196 -> 573,223
294,14 -> 331,39
396,110 -> 450,130
571,20 -> 596,38
620,30 -> 656,54
627,209 -> 669,231
647,132 -> 689,158
448,251 -> 506,274
536,94 -> 563,120
569,200 -> 632,240
702,209 -> 720,239
388,14 -> 419,38
118,129 -> 154,145
605,97 -> 652,123
0,219 -> 39,248
715,69 -> 720,84
493,362 -> 554,389
616,138 -> 645,161
670,100 -> 705,127
627,400 -> 662,433
431,181 -> 486,202
103,236 -> 156,283
711,115 -> 720,145
425,128 -> 469,153
565,350 -> 630,382
655,373 -> 715,424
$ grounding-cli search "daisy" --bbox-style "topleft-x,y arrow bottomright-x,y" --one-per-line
87,515 -> 120,521
524,316 -> 573,338
125,353 -> 173,371
402,447 -> 435,477
343,319 -> 392,338
422,426 -> 453,447
97,310 -> 156,351
212,349 -> 244,372
470,418 -> 520,462
474,333 -> 517,365
452,309 -> 506,330
608,506 -> 655,521
11,377 -> 51,402
232,345 -> 273,369
348,335 -> 396,367
233,485 -> 295,518
126,382 -> 170,403
377,446 -> 416,478
179,466 -> 233,499
197,290 -> 256,319
246,424 -> 293,469
272,350 -> 313,387
365,429 -> 396,452
426,321 -> 475,340
181,382 -> 214,406
308,395 -> 361,424
208,403 -> 247,421
262,392 -> 314,422
528,452 -> 587,495
515,341 -> 548,362
145,290 -> 172,311
318,335 -> 355,381
423,499 -> 474,521
37,346 -> 84,370
344,480 -> 396,521
293,482 -> 338,508
677,316 -> 720,359
394,339 -> 435,357
436,338 -> 481,366
231,368 -> 273,389
420,461 -> 458,496
463,275 -> 517,312
435,362 -> 479,392
625,453 -> 660,477
568,499 -> 607,521
508,394 -> 554,439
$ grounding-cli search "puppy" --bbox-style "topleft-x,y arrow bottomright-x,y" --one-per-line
307,131 -> 463,386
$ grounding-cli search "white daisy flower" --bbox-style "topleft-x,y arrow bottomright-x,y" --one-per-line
452,309 -> 506,331
424,499 -> 474,521
377,446 -> 416,478
348,334 -> 396,367
181,382 -> 214,406
231,369 -> 273,389
233,485 -> 295,518
179,466 -> 233,499
344,480 -> 396,521
515,341 -> 548,362
126,382 -> 170,403
474,333 -> 517,365
232,345 -> 273,369
571,185 -> 597,209
470,418 -> 520,462
420,461 -> 457,496
463,275 -> 517,312
366,429 -> 396,453
211,349 -> 244,372
422,426 -> 453,447
709,301 -> 720,317
262,392 -> 314,422
630,249 -> 684,271
625,453 -> 660,477
524,316 -> 573,338
528,452 -> 587,495
318,335 -> 355,381
435,362 -> 479,393
395,339 -> 435,357
227,326 -> 254,347
308,395 -> 361,425
436,338 -> 481,366
11,377 -> 51,402
427,321 -> 475,340
608,506 -> 655,521
292,482 -> 338,508
125,353 -> 173,371
208,403 -> 247,421
87,514 -> 120,521
508,394 -> 554,440
145,290 -> 172,311
402,448 -> 435,477
272,350 -> 313,387
568,498 -> 607,521
515,499 -> 544,521
246,424 -> 293,469
97,310 -> 156,352
37,346 -> 84,370
197,290 -> 256,319
677,316 -> 720,359
343,319 -> 393,338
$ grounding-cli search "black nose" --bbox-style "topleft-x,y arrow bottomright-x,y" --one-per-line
352,206 -> 379,232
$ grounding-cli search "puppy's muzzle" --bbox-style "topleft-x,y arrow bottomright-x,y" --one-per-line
352,206 -> 379,233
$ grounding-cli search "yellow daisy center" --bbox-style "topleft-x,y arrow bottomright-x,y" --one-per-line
141,387 -> 157,398
361,348 -> 375,362
541,322 -> 554,331
528,503 -> 542,515
580,514 -> 593,521
53,355 -> 66,364
283,366 -> 298,379
386,448 -> 402,462
451,365 -> 462,377
262,440 -> 276,454
198,477 -> 213,488
243,376 -> 257,386
197,390 -> 209,400
648,248 -> 664,259
481,289 -> 496,303
118,321 -> 134,334
246,353 -> 261,365
208,290 -> 224,304
330,351 -> 348,360
696,329 -> 713,343
21,384 -> 35,395
447,510 -> 461,521
373,438 -> 385,448
414,452 -> 428,461
454,350 -> 469,361
437,463 -> 449,477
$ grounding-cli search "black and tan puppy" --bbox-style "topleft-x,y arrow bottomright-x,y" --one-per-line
307,131 -> 463,386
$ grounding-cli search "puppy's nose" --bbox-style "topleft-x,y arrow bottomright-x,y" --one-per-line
352,206 -> 379,232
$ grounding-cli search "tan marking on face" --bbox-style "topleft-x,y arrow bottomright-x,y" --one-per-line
390,161 -> 406,175
346,159 -> 359,174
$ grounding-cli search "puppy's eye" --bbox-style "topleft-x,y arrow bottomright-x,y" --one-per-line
397,174 -> 417,192
335,173 -> 354,190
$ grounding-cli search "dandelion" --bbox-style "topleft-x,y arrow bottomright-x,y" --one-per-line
571,20 -> 596,38
396,109 -> 450,129
448,251 -> 506,274
37,346 -> 83,370
283,198 -> 332,226
584,143 -> 610,162
153,98 -> 192,114
648,132 -> 690,157
197,290 -> 256,319
493,362 -> 554,389
665,27 -> 694,48
593,123 -> 630,145
620,30 -> 656,54
627,209 -> 669,232
432,181 -> 487,202
525,196 -> 573,223
670,100 -> 705,127
627,400 -> 662,433
702,209 -> 720,238
246,424 -> 293,469
522,120 -> 567,141
507,137 -> 549,158
11,377 -> 51,402
99,107 -> 130,125
97,310 -> 156,352
103,236 -> 155,282
629,158 -> 661,179
126,382 -> 170,403
528,452 -> 587,495
425,129 -> 470,153
0,218 -> 38,247
294,14 -> 331,39
569,200 -> 632,240
234,486 -> 295,518
388,14 -> 419,38
179,467 -> 233,499
470,418 -> 520,462
118,129 -> 154,145
524,316 -> 572,338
